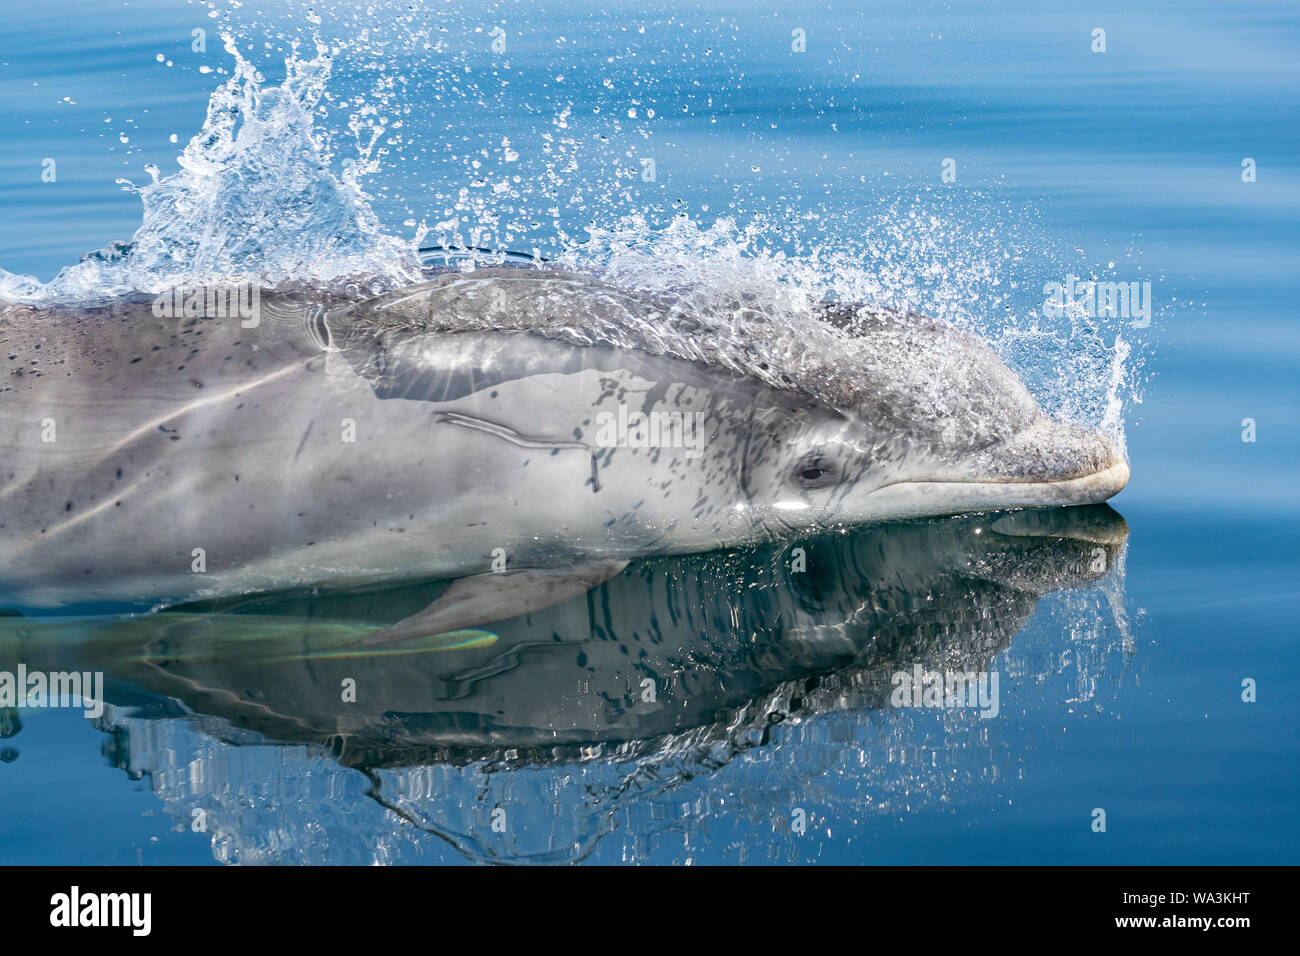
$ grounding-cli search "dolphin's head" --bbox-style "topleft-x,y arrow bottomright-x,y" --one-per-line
337,270 -> 1127,537
741,305 -> 1129,529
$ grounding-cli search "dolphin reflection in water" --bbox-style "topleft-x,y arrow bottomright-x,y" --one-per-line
2,505 -> 1128,766
0,504 -> 1129,863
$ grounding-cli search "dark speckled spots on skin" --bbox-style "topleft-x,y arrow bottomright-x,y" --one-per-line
115,468 -> 122,479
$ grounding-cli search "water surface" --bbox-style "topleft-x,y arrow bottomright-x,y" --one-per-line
0,0 -> 1296,864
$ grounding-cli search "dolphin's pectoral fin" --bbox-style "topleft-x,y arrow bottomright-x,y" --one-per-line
359,560 -> 630,646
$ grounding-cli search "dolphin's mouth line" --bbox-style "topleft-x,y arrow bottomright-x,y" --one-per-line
866,460 -> 1130,508
875,459 -> 1130,490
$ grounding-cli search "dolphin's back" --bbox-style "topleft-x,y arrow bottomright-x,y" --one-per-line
343,267 -> 1044,449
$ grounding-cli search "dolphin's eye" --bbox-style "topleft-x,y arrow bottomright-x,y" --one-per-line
792,455 -> 839,489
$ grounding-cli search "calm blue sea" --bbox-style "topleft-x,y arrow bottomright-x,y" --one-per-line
0,0 -> 1296,864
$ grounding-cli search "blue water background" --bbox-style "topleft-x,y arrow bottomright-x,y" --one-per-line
0,0 -> 1297,864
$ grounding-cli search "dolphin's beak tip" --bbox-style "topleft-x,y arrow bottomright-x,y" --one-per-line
1111,458 -> 1131,495
1095,438 -> 1130,501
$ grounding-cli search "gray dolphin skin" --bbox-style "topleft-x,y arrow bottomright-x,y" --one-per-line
0,505 -> 1129,768
0,267 -> 1128,626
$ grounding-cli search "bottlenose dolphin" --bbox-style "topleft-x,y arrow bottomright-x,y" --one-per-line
0,268 -> 1128,629
0,505 -> 1129,767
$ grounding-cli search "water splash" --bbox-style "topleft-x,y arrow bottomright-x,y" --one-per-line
0,36 -> 420,304
544,212 -> 1142,442
0,18 -> 1145,446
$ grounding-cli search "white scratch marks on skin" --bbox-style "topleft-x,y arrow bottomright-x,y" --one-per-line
432,410 -> 589,451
